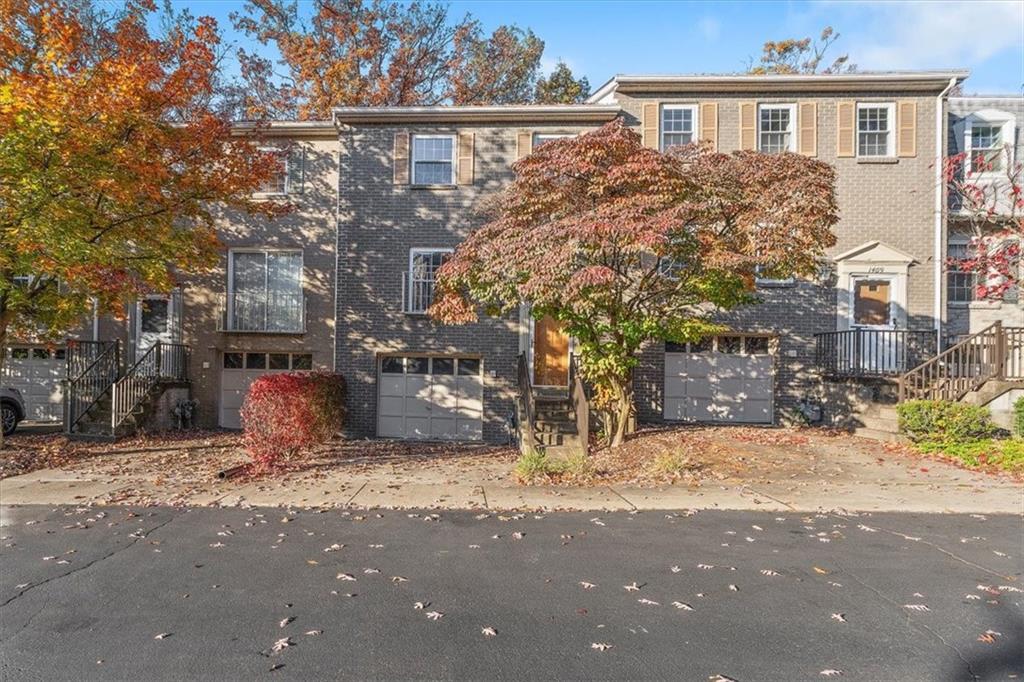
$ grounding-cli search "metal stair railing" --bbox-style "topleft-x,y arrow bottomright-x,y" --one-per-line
110,341 -> 190,431
898,321 -> 1005,402
65,340 -> 120,434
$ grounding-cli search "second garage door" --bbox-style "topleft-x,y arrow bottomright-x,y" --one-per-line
219,351 -> 312,429
664,336 -> 774,424
378,356 -> 483,441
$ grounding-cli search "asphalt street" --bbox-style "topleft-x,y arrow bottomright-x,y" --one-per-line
0,505 -> 1021,681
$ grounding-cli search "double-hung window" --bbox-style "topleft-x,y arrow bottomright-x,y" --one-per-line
256,149 -> 289,195
411,135 -> 455,185
532,132 -> 576,149
969,124 -> 1004,171
661,105 -> 697,150
947,242 -> 977,303
407,248 -> 452,314
758,104 -> 796,153
856,103 -> 895,157
228,250 -> 304,332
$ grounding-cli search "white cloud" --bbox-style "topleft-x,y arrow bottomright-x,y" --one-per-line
698,16 -> 721,42
540,56 -> 579,76
824,1 -> 1023,71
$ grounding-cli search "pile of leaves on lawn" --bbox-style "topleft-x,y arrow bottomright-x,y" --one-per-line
0,430 -> 236,480
241,372 -> 346,472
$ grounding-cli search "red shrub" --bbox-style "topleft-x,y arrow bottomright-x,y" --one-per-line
240,371 -> 346,470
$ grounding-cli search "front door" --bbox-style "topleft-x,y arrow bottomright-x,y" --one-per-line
533,315 -> 570,386
850,276 -> 899,372
135,295 -> 178,360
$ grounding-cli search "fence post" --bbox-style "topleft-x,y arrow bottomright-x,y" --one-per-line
993,320 -> 1005,380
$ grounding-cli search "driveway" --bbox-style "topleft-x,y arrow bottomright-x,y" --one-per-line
0,505 -> 1020,680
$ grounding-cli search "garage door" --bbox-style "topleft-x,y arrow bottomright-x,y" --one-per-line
2,346 -> 65,421
664,336 -> 774,424
219,351 -> 312,429
378,356 -> 483,441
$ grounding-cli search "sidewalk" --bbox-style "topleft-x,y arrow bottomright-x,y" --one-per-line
2,437 -> 1021,513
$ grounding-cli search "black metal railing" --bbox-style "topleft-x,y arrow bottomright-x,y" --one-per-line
65,340 -> 120,434
111,341 -> 189,431
815,329 -> 938,378
217,291 -> 305,333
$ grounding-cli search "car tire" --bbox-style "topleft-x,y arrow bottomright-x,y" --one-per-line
1,403 -> 17,437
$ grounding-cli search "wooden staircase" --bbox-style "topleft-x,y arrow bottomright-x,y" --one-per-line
515,353 -> 589,459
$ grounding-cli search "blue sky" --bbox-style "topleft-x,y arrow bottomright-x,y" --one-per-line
164,0 -> 1024,95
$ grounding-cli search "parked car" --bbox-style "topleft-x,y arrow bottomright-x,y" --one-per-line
1,387 -> 26,436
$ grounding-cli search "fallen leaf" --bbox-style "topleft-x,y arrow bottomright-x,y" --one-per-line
591,642 -> 613,651
271,637 -> 291,654
426,611 -> 444,621
831,613 -> 846,623
481,626 -> 497,637
154,633 -> 171,640
820,670 -> 843,677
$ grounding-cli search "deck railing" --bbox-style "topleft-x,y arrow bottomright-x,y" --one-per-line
899,322 -> 1022,401
110,341 -> 189,431
815,329 -> 938,378
217,291 -> 305,333
568,354 -> 589,457
515,352 -> 537,454
65,340 -> 120,434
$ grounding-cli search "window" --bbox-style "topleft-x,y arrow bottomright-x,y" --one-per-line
291,353 -> 312,370
431,357 -> 455,375
269,353 -> 290,370
223,351 -> 310,370
533,133 -> 575,148
411,135 -> 455,185
457,358 -> 480,375
257,149 -> 288,195
223,352 -> 243,369
970,125 -> 1004,171
758,104 -> 796,153
947,242 -> 976,303
661,105 -> 697,150
381,357 -> 404,374
754,264 -> 795,287
856,103 -> 894,157
407,249 -> 452,314
228,250 -> 303,332
407,357 -> 429,374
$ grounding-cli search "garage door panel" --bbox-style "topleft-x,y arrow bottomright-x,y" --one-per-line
664,348 -> 773,425
378,357 -> 483,441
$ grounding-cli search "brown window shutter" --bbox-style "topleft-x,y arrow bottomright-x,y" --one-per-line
798,101 -> 817,157
642,102 -> 659,149
739,102 -> 756,151
836,101 -> 855,157
897,101 -> 917,157
699,102 -> 718,151
393,131 -> 409,184
457,132 -> 475,185
516,131 -> 532,160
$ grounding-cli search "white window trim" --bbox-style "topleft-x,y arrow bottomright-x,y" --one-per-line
406,247 -> 453,314
659,104 -> 699,152
532,132 -> 576,148
757,103 -> 797,153
254,147 -> 290,197
410,134 -> 457,186
946,237 -> 975,306
965,110 -> 1016,175
855,102 -> 896,158
226,248 -> 305,331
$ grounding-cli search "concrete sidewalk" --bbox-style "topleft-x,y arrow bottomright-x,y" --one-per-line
2,463 -> 1020,514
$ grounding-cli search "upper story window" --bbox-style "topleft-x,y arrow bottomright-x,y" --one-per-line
533,132 -> 575,149
947,242 -> 976,303
964,112 -> 1015,173
857,103 -> 895,157
406,248 -> 452,314
757,104 -> 796,153
227,249 -> 304,332
411,135 -> 455,185
661,105 -> 697,150
970,125 -> 1004,170
257,149 -> 288,195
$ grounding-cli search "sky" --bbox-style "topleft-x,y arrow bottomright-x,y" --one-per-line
159,0 -> 1024,96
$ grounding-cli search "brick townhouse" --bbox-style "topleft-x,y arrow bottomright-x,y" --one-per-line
6,69 -> 1022,443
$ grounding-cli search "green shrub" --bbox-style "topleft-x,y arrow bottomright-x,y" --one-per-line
896,400 -> 997,444
917,439 -> 1024,473
514,449 -> 557,483
1014,396 -> 1024,439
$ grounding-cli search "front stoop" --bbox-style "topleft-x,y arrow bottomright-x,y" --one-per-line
532,396 -> 584,460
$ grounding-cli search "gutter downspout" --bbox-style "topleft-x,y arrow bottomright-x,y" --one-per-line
933,77 -> 958,341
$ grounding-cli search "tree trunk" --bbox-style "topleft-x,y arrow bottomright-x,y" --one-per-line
608,373 -> 635,448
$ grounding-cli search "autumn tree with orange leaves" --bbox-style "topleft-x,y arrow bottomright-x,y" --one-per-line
230,0 -> 545,119
0,0 -> 283,354
430,122 -> 838,447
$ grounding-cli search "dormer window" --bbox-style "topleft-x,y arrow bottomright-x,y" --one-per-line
965,111 -> 1015,173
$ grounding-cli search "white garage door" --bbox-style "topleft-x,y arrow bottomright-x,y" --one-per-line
219,351 -> 312,429
664,336 -> 774,424
378,356 -> 483,441
3,346 -> 65,422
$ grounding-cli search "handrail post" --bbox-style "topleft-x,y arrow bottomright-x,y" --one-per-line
993,321 -> 1005,380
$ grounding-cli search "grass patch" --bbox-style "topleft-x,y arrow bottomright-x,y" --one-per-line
648,450 -> 694,480
513,448 -> 593,484
915,439 -> 1024,474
